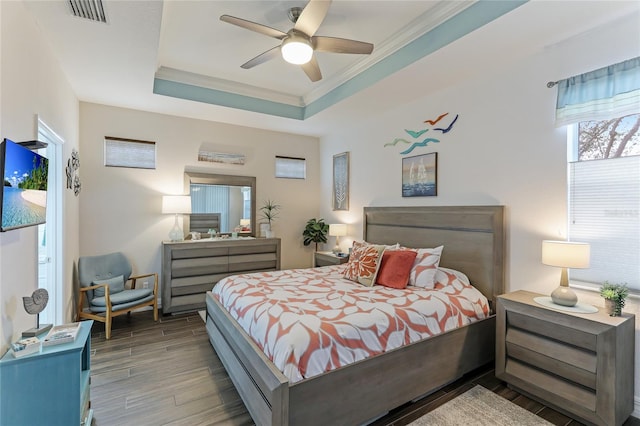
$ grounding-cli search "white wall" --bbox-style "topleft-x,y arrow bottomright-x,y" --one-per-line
79,103 -> 321,290
0,1 -> 80,355
318,13 -> 640,415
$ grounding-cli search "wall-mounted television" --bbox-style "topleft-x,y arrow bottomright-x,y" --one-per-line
0,138 -> 48,232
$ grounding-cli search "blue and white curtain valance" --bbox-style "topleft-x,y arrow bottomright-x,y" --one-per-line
554,56 -> 640,127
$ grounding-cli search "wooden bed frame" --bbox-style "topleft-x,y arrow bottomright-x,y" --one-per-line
205,205 -> 505,425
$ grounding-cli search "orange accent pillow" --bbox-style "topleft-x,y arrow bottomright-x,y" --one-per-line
343,241 -> 385,287
376,250 -> 418,289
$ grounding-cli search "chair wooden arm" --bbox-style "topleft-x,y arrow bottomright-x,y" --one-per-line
79,283 -> 111,303
76,283 -> 111,322
129,272 -> 159,294
79,283 -> 109,293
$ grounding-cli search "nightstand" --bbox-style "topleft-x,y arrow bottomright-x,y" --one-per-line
496,290 -> 634,426
0,320 -> 94,426
314,251 -> 349,267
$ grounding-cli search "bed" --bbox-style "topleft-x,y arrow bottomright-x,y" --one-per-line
205,205 -> 505,425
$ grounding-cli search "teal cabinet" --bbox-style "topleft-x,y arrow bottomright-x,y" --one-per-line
0,320 -> 93,425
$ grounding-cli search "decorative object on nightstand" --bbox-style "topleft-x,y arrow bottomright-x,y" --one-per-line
329,223 -> 347,254
21,288 -> 52,337
600,282 -> 629,317
302,218 -> 329,251
496,290 -> 634,426
162,195 -> 191,242
541,240 -> 590,307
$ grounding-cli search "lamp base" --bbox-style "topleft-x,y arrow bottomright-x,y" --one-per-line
169,227 -> 184,242
551,286 -> 578,307
22,323 -> 52,337
168,214 -> 184,242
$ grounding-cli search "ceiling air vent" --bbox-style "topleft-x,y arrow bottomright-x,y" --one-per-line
68,0 -> 107,23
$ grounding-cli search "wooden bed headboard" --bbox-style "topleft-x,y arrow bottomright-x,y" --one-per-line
364,206 -> 505,305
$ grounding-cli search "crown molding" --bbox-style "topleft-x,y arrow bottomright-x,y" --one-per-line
155,66 -> 305,107
303,1 -> 476,105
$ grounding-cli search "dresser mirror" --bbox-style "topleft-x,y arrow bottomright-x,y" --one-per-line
184,172 -> 256,237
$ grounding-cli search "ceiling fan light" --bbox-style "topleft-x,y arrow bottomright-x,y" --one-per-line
281,37 -> 313,65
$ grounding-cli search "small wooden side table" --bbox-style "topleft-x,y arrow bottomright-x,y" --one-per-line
314,251 -> 349,267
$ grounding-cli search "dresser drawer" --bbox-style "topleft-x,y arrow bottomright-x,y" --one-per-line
171,256 -> 229,277
507,310 -> 596,351
505,329 -> 596,388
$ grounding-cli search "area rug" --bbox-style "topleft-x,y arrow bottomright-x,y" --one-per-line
410,385 -> 552,425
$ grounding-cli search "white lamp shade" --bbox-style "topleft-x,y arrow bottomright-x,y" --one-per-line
329,224 -> 347,237
542,240 -> 590,268
281,34 -> 313,65
162,195 -> 192,214
240,219 -> 250,226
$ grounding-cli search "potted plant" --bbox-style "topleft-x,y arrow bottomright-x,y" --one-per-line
302,218 -> 329,251
600,281 -> 629,316
260,199 -> 280,237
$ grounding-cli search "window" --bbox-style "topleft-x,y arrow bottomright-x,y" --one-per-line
275,156 -> 306,179
568,113 -> 640,290
104,136 -> 156,169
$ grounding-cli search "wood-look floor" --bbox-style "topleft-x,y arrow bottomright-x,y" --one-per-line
90,311 -> 640,426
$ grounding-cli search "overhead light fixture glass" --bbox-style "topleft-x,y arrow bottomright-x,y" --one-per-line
281,33 -> 313,65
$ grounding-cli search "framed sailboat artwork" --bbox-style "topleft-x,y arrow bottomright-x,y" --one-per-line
402,152 -> 437,197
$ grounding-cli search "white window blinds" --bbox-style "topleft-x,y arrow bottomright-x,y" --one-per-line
275,156 -> 306,179
104,136 -> 156,169
569,156 -> 640,289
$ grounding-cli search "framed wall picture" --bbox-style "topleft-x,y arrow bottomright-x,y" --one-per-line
333,152 -> 349,210
402,152 -> 437,197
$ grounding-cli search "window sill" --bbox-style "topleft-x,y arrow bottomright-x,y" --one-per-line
570,280 -> 640,300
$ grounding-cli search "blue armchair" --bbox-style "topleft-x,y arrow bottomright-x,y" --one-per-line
77,252 -> 158,339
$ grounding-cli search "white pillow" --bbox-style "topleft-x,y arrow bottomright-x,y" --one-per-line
408,245 -> 444,289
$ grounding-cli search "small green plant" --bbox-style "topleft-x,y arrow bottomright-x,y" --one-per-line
260,199 -> 281,227
302,218 -> 329,251
600,282 -> 629,316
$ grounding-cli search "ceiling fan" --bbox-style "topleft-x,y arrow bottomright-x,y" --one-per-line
220,0 -> 374,82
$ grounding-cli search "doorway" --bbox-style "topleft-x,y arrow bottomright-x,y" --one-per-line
37,118 -> 64,325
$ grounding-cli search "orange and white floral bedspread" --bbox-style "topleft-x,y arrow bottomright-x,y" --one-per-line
212,265 -> 489,383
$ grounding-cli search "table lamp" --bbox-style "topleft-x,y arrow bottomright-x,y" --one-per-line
240,218 -> 250,231
542,240 -> 590,307
329,224 -> 347,254
162,195 -> 191,242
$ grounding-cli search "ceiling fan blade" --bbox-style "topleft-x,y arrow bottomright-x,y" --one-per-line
294,0 -> 332,37
220,15 -> 287,40
241,46 -> 281,69
313,36 -> 374,54
301,55 -> 322,82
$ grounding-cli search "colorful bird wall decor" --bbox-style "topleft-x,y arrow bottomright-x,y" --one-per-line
385,113 -> 459,155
